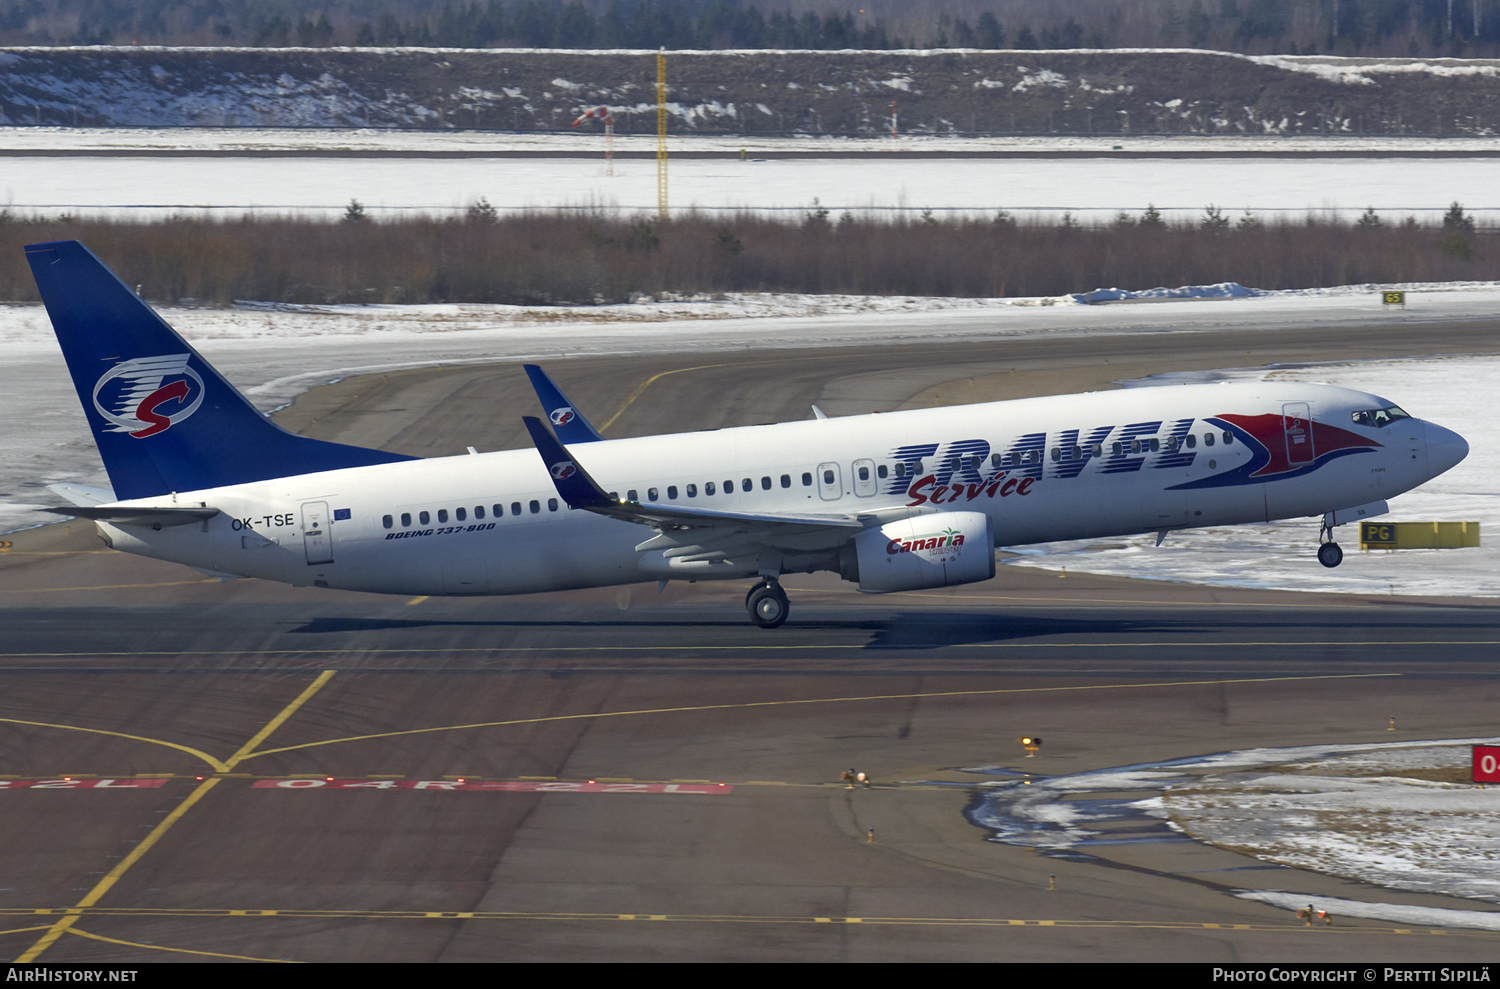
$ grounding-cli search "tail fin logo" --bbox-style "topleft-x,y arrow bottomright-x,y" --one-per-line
91,354 -> 205,439
550,461 -> 577,480
549,407 -> 576,426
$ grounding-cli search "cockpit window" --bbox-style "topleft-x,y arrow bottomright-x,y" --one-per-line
1352,405 -> 1412,428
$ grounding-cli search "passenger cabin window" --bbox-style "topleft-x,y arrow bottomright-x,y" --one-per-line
648,488 -> 659,501
877,464 -> 888,479
529,500 -> 540,514
475,506 -> 484,519
668,486 -> 678,499
705,482 -> 716,496
437,509 -> 448,523
627,489 -> 638,502
382,515 -> 393,529
548,498 -> 558,511
780,475 -> 791,488
761,476 -> 772,490
510,502 -> 521,516
1185,435 -> 1196,449
1050,448 -> 1061,462
687,484 -> 697,497
857,465 -> 870,481
456,508 -> 467,521
419,511 -> 430,525
1091,443 -> 1103,457
802,472 -> 813,486
742,478 -> 752,492
1204,433 -> 1215,447
1222,431 -> 1233,445
822,468 -> 835,485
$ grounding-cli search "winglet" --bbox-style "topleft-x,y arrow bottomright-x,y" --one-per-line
524,365 -> 605,443
522,416 -> 614,509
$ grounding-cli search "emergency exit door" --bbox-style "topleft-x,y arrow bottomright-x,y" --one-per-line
302,501 -> 334,565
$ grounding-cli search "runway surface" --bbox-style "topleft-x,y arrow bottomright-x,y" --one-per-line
4,325 -> 1500,962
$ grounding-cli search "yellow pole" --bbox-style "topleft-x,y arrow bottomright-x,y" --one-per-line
656,48 -> 668,220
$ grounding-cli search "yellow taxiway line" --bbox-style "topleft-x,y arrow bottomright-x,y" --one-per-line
14,671 -> 337,963
240,673 -> 1397,761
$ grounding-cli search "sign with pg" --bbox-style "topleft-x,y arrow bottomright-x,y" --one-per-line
1474,745 -> 1500,783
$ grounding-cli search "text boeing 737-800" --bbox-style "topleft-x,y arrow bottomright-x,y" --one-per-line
26,241 -> 1470,627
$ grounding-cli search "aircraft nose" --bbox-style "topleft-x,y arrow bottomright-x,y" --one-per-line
1424,421 -> 1469,477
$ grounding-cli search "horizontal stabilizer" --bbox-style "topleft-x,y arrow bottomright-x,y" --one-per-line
46,483 -> 118,507
37,504 -> 219,527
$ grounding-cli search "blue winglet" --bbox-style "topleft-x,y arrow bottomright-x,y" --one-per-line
25,241 -> 416,500
523,364 -> 605,443
521,416 -> 613,509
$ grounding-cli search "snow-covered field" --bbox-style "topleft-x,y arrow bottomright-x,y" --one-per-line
2,127 -> 1499,222
1168,743 -> 1500,905
8,126 -> 1500,156
3,283 -> 1497,604
966,739 -> 1500,930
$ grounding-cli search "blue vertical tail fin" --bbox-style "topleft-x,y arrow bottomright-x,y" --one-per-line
26,240 -> 415,501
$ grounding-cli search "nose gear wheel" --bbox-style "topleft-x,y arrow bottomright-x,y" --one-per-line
1317,520 -> 1343,568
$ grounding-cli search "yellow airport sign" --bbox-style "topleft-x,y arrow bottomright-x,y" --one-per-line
1360,521 -> 1479,550
1381,290 -> 1406,308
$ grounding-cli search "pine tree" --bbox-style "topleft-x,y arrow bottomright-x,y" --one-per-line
1444,202 -> 1475,232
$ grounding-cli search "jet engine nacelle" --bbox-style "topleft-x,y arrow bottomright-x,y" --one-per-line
847,511 -> 995,593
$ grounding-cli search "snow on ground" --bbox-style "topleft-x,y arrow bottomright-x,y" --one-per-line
1005,354 -> 1498,598
7,125 -> 1500,156
1170,744 -> 1500,906
965,739 -> 1500,927
3,128 -> 1499,222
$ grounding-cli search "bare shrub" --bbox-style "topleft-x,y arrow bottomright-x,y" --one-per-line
1,212 -> 1495,305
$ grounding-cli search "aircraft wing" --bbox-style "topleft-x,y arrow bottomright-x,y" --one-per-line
522,416 -> 871,553
524,364 -> 605,443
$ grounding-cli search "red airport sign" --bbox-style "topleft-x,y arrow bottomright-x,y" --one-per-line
252,779 -> 731,793
1473,745 -> 1500,783
0,778 -> 168,789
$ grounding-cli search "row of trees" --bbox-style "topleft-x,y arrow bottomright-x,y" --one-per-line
0,1 -> 1497,56
0,207 -> 1490,305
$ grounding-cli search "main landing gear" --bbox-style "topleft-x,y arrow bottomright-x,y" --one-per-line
1317,520 -> 1344,569
746,578 -> 790,628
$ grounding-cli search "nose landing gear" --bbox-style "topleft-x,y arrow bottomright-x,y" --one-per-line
1317,520 -> 1343,569
746,578 -> 790,628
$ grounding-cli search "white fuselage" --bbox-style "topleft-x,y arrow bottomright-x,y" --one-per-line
95,382 -> 1456,596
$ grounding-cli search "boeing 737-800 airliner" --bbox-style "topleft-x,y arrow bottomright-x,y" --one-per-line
26,241 -> 1470,627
